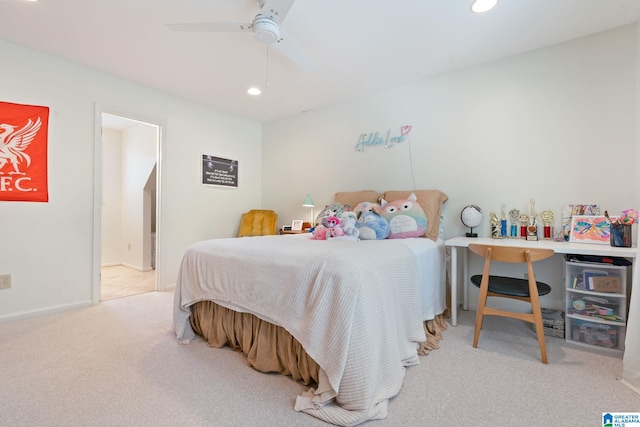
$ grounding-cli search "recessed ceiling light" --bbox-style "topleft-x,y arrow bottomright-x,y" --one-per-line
470,0 -> 497,13
247,87 -> 261,96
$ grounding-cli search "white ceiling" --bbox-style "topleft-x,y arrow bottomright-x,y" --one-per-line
1,0 -> 639,123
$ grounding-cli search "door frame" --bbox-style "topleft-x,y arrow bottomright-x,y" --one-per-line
92,103 -> 166,304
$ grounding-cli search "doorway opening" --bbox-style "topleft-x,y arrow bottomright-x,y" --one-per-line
93,109 -> 162,302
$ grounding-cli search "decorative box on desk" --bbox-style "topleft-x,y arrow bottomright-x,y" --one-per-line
564,255 -> 630,352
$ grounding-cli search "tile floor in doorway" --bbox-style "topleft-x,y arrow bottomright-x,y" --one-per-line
101,265 -> 156,301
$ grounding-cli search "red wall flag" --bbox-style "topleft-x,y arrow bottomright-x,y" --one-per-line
0,101 -> 49,202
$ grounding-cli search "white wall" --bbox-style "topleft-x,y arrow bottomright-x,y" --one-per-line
637,23 -> 640,208
0,39 -> 262,320
262,24 -> 638,311
102,123 -> 157,271
0,24 -> 636,321
120,123 -> 157,271
102,123 -> 158,271
621,24 -> 640,392
101,128 -> 122,265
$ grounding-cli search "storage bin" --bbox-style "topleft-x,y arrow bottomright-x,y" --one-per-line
564,258 -> 629,353
569,319 -> 620,349
566,293 -> 624,322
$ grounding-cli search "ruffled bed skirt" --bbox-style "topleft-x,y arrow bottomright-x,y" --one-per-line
189,300 -> 447,385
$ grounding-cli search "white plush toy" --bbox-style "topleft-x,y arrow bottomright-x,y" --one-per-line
336,211 -> 359,241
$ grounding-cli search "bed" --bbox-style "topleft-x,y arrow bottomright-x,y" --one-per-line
173,189 -> 449,426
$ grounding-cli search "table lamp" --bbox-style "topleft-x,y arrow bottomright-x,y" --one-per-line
302,194 -> 314,224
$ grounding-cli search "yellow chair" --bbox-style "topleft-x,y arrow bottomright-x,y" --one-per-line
237,210 -> 278,237
468,244 -> 554,364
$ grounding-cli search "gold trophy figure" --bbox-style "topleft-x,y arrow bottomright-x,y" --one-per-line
541,210 -> 554,239
527,199 -> 538,241
518,214 -> 529,239
490,212 -> 501,238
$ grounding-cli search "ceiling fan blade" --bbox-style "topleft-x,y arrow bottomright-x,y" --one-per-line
259,0 -> 296,26
275,28 -> 316,72
167,22 -> 253,32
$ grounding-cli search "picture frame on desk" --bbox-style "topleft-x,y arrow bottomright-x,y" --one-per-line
569,215 -> 610,245
291,220 -> 303,231
562,204 -> 600,241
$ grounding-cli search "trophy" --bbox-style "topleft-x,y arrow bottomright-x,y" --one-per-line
500,204 -> 507,238
527,199 -> 538,241
509,209 -> 519,238
518,214 -> 529,239
490,212 -> 501,238
541,210 -> 554,239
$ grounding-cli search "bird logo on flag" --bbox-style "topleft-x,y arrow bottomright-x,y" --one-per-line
0,117 -> 42,175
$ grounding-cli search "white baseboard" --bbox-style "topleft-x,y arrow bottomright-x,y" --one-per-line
101,262 -> 120,267
0,300 -> 93,324
160,283 -> 175,293
101,262 -> 153,272
621,379 -> 640,396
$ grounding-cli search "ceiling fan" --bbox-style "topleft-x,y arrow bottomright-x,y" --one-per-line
167,0 -> 315,72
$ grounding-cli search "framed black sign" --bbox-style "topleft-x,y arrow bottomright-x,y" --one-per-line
202,154 -> 238,188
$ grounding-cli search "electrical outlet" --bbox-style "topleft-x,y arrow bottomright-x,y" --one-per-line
0,274 -> 11,289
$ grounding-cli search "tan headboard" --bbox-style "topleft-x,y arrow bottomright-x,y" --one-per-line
334,190 -> 381,208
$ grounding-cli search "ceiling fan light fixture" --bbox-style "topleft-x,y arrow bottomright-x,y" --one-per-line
252,15 -> 280,44
470,0 -> 497,13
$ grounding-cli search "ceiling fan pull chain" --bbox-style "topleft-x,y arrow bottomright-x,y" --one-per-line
266,44 -> 270,89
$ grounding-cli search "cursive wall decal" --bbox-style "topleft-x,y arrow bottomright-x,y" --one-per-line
355,125 -> 412,151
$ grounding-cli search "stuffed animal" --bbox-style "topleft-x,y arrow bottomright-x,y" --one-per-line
353,201 -> 382,216
356,210 -> 390,240
315,202 -> 352,227
380,192 -> 427,239
311,215 -> 346,240
311,225 -> 328,240
325,216 -> 345,239
336,211 -> 359,240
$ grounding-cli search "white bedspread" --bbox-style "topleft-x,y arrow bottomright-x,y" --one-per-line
173,234 -> 444,426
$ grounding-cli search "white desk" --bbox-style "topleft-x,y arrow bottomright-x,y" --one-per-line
445,236 -> 637,326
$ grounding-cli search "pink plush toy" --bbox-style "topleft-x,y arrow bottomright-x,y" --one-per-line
380,192 -> 427,239
311,216 -> 346,240
311,225 -> 328,240
325,216 -> 344,238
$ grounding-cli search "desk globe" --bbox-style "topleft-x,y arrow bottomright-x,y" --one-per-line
461,205 -> 483,237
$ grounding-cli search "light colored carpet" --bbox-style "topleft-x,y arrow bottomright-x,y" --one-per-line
0,291 -> 637,426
